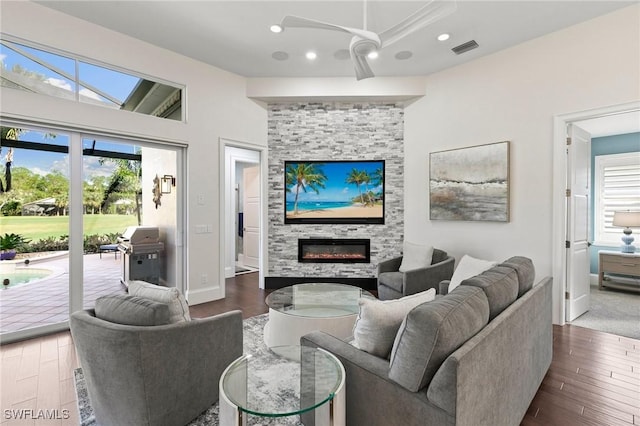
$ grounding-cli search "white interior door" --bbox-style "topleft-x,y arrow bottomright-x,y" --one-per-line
242,165 -> 260,268
566,124 -> 591,321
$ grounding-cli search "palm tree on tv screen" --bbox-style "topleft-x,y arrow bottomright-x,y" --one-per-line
346,168 -> 368,205
285,163 -> 327,215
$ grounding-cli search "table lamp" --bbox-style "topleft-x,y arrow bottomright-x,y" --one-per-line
612,211 -> 640,253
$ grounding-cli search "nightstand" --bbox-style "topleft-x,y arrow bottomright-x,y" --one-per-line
598,250 -> 640,292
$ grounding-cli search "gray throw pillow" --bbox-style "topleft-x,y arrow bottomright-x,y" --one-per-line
352,288 -> 436,358
388,286 -> 489,392
500,256 -> 535,297
95,294 -> 170,326
460,266 -> 518,320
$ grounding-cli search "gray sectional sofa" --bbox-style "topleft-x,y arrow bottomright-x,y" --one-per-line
302,256 -> 552,426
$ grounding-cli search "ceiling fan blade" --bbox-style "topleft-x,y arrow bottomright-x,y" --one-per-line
379,0 -> 457,48
350,49 -> 375,81
281,15 -> 379,41
281,15 -> 355,34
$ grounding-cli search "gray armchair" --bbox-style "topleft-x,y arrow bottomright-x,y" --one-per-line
70,307 -> 243,426
377,248 -> 454,300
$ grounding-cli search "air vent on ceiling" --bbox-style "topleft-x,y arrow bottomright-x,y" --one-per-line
452,40 -> 479,55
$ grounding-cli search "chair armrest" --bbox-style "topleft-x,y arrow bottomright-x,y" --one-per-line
378,256 -> 403,274
439,280 -> 451,295
403,256 -> 455,296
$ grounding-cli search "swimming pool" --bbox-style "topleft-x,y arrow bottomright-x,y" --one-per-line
1,268 -> 52,288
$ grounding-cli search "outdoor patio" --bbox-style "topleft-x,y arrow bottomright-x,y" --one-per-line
0,252 -> 125,334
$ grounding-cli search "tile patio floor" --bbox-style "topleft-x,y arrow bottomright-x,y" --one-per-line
0,252 -> 125,334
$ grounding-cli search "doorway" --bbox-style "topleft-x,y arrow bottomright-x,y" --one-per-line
221,141 -> 266,292
553,101 -> 640,327
0,120 -> 186,343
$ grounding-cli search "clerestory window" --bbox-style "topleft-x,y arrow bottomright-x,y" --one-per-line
0,38 -> 183,121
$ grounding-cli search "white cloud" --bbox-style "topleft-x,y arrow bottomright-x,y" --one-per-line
45,78 -> 72,91
79,88 -> 102,101
30,167 -> 50,177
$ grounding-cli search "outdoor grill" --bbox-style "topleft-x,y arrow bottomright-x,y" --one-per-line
117,226 -> 164,286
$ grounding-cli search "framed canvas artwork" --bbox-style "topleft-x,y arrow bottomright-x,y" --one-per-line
429,141 -> 510,222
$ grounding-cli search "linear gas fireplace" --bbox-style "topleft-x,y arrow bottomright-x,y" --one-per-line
298,238 -> 370,263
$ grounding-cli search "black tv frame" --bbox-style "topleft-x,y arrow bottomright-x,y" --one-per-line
284,159 -> 385,225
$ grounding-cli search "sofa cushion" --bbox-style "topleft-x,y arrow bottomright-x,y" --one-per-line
500,256 -> 535,297
128,280 -> 191,323
377,271 -> 404,292
448,255 -> 497,292
95,294 -> 170,326
388,286 -> 489,392
460,266 -> 519,320
399,242 -> 434,272
352,288 -> 436,358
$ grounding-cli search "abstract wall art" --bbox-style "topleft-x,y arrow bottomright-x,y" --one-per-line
429,141 -> 510,222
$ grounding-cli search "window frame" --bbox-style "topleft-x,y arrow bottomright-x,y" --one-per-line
593,151 -> 640,246
0,35 -> 185,122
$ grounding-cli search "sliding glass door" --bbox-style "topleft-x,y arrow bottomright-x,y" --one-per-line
0,122 -> 185,342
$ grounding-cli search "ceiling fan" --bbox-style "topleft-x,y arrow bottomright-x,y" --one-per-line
280,0 -> 457,80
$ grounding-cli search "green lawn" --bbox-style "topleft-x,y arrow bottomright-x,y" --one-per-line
0,215 -> 137,241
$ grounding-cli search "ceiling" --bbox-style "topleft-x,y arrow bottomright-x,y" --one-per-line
36,1 -> 633,79
577,111 -> 640,138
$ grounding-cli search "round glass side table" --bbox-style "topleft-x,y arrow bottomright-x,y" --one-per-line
219,345 -> 345,426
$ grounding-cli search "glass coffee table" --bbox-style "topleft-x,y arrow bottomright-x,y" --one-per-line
219,345 -> 345,426
263,283 -> 374,348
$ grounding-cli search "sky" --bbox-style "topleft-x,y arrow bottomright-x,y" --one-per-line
1,40 -> 141,180
0,40 -> 140,105
3,130 -> 138,181
285,161 -> 384,203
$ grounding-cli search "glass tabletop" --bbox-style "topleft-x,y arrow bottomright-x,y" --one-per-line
265,283 -> 375,318
221,345 -> 343,417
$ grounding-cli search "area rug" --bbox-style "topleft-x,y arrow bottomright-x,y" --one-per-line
570,285 -> 640,340
74,314 -> 303,426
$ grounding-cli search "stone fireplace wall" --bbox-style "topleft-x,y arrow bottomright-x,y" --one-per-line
268,102 -> 404,279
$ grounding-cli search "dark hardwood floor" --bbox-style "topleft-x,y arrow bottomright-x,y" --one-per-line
188,272 -> 272,319
1,272 -> 638,425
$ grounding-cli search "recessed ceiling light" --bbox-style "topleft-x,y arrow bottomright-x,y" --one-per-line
367,51 -> 379,59
394,51 -> 413,60
306,51 -> 317,60
270,25 -> 283,33
437,33 -> 450,41
271,51 -> 289,61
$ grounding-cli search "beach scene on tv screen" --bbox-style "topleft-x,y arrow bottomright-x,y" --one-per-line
285,161 -> 384,220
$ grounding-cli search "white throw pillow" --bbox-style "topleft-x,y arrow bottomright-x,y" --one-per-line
128,280 -> 191,323
448,255 -> 497,293
398,242 -> 434,272
352,288 -> 436,358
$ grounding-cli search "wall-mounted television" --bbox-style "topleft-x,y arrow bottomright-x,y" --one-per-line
285,160 -> 385,225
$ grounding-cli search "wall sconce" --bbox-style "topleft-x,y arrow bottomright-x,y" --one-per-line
161,175 -> 175,194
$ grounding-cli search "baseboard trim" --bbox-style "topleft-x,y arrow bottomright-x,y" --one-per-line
186,285 -> 223,305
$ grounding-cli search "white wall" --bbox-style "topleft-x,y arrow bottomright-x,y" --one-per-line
0,2 -> 268,304
246,4 -> 639,323
403,5 -> 639,322
142,147 -> 178,287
